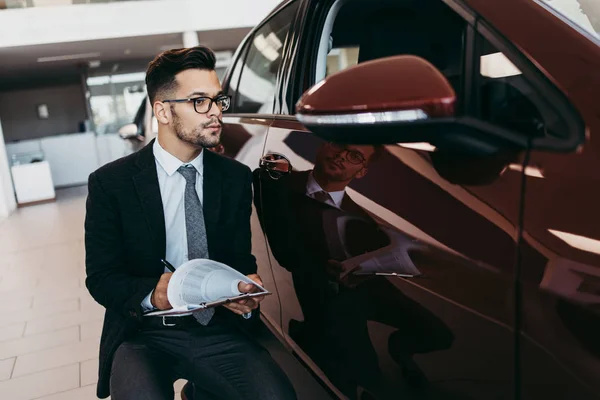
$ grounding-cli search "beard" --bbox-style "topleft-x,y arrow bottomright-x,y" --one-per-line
172,108 -> 222,149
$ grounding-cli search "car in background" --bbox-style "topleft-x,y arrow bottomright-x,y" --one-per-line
215,0 -> 600,399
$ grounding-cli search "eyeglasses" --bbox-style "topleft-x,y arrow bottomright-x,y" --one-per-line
327,143 -> 367,166
162,95 -> 232,114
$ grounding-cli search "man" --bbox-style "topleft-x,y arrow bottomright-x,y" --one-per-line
85,46 -> 296,400
254,142 -> 454,398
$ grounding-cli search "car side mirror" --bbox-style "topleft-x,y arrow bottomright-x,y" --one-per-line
296,55 -> 520,155
296,55 -> 455,142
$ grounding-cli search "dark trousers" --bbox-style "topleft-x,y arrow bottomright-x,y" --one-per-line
110,316 -> 296,400
293,275 -> 455,397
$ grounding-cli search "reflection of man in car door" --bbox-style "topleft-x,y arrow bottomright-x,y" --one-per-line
254,142 -> 454,398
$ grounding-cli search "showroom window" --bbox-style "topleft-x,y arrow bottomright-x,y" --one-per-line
87,72 -> 147,135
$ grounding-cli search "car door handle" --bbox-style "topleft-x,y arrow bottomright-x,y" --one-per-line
259,153 -> 292,180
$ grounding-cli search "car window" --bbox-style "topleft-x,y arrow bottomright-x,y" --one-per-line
325,46 -> 359,76
320,1 -> 466,95
235,2 -> 299,114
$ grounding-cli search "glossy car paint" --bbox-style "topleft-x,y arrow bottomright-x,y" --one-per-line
296,55 -> 456,117
217,0 -> 600,398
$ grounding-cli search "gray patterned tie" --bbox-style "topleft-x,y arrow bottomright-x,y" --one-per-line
312,190 -> 333,206
177,164 -> 214,325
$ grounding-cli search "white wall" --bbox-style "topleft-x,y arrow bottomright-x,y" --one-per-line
0,119 -> 17,218
0,0 -> 281,48
6,132 -> 130,188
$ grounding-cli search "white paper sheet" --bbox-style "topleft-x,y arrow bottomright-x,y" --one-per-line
144,259 -> 270,317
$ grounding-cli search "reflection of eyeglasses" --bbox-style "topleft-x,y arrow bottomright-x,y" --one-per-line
327,143 -> 367,166
162,95 -> 232,114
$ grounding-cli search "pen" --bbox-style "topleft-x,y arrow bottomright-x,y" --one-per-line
375,272 -> 414,278
160,259 -> 176,273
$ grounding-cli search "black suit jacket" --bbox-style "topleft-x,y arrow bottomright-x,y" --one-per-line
254,169 -> 372,272
85,139 -> 257,398
254,170 -> 383,324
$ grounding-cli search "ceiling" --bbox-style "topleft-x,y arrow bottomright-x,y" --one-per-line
0,27 -> 250,90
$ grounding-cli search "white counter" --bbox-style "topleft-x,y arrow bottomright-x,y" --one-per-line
6,132 -> 129,188
11,161 -> 55,204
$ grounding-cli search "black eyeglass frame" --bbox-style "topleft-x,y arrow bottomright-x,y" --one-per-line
162,95 -> 232,114
327,142 -> 368,166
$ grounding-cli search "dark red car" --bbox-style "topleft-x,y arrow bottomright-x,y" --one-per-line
216,0 -> 600,398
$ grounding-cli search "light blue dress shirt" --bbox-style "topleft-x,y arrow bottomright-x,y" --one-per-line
141,139 -> 204,312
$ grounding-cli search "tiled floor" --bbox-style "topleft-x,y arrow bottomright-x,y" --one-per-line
0,186 -> 330,400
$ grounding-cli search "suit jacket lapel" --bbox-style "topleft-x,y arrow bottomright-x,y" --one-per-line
341,194 -> 367,215
292,170 -> 368,215
133,140 -> 166,260
203,150 -> 222,255
288,170 -> 311,194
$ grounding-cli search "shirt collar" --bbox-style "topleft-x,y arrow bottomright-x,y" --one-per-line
306,172 -> 345,208
153,139 -> 204,177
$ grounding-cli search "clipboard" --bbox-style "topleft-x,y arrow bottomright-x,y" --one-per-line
143,291 -> 271,317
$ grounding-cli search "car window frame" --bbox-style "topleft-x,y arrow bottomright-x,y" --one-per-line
469,20 -> 585,152
222,34 -> 252,114
273,0 -> 323,116
222,0 -> 300,100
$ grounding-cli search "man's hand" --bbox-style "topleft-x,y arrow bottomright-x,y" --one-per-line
151,272 -> 173,310
326,260 -> 366,288
223,273 -> 266,316
326,260 -> 356,281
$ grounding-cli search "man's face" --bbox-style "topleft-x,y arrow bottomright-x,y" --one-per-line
315,143 -> 376,182
168,69 -> 223,149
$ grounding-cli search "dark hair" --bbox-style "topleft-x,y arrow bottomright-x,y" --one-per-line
146,46 -> 216,104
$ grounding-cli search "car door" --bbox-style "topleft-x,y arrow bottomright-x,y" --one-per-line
447,1 -> 600,398
516,130 -> 600,399
220,1 -> 302,332
254,1 -> 522,399
458,1 -> 600,399
254,0 -> 595,399
460,23 -> 599,400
